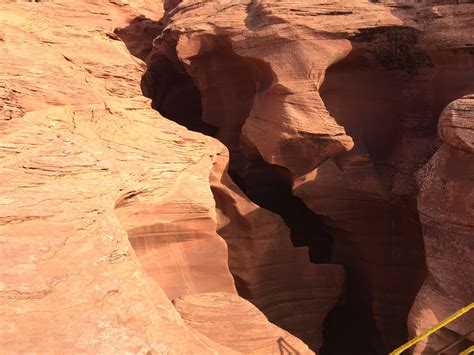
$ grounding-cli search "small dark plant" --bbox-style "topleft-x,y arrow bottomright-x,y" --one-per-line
351,26 -> 432,73
373,27 -> 432,73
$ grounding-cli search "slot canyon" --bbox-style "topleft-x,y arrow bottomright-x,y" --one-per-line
0,1 -> 473,354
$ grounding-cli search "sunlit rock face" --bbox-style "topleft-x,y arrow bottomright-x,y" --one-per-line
2,0 -> 473,354
173,292 -> 314,354
0,0 -> 233,352
0,1 -> 316,353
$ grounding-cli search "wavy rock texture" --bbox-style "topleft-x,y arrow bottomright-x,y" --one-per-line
408,95 -> 474,353
2,0 -> 474,354
294,7 -> 474,352
133,1 -> 474,353
114,140 -> 237,301
173,292 -> 313,354
0,1 -> 313,353
117,4 -> 348,350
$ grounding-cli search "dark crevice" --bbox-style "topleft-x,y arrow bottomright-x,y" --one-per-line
118,22 -> 336,349
140,34 -> 219,137
231,144 -> 332,263
128,27 -> 334,266
178,34 -> 333,264
114,16 -> 165,62
182,35 -> 273,175
115,17 -> 218,136
116,15 -> 474,354
321,288 -> 381,355
318,34 -> 474,354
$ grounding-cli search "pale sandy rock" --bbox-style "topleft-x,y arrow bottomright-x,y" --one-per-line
115,143 -> 238,300
174,292 -> 314,355
438,94 -> 474,154
0,1 -> 309,353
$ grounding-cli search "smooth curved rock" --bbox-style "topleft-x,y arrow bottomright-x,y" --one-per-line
408,95 -> 474,354
438,94 -> 474,154
210,144 -> 344,349
114,148 -> 237,301
295,47 -> 474,355
173,292 -> 314,355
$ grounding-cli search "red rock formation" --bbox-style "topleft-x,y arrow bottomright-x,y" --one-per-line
135,1 -> 474,353
408,95 -> 474,353
118,4 -> 348,349
115,147 -> 237,301
296,17 -> 474,354
114,16 -> 164,62
295,29 -> 474,352
2,0 -> 474,354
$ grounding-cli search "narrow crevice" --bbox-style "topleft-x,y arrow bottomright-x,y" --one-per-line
129,28 -> 334,265
117,23 -> 339,349
116,16 -> 473,354
230,144 -> 332,263
115,17 -> 218,137
140,34 -> 218,137
186,34 -> 334,264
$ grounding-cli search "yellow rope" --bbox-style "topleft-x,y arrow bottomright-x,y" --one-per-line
460,345 -> 474,355
390,303 -> 474,355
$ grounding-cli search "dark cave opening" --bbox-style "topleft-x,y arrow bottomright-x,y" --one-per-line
140,41 -> 218,137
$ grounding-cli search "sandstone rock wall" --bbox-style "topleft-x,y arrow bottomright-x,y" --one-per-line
0,1 -> 314,353
1,0 -> 473,354
134,0 -> 474,353
408,95 -> 474,353
210,145 -> 344,348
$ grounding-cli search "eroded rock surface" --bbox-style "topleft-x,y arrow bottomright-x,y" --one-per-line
2,0 -> 474,354
211,146 -> 344,348
114,140 -> 237,301
0,1 -> 311,353
128,0 -> 474,353
408,95 -> 474,354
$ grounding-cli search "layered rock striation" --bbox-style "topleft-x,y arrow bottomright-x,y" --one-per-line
1,0 -> 473,354
210,146 -> 344,348
0,1 -> 315,353
174,292 -> 313,354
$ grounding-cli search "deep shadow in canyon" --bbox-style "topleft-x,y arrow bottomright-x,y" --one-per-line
129,27 -> 334,265
116,16 -> 474,355
117,20 -> 337,350
318,29 -> 474,354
